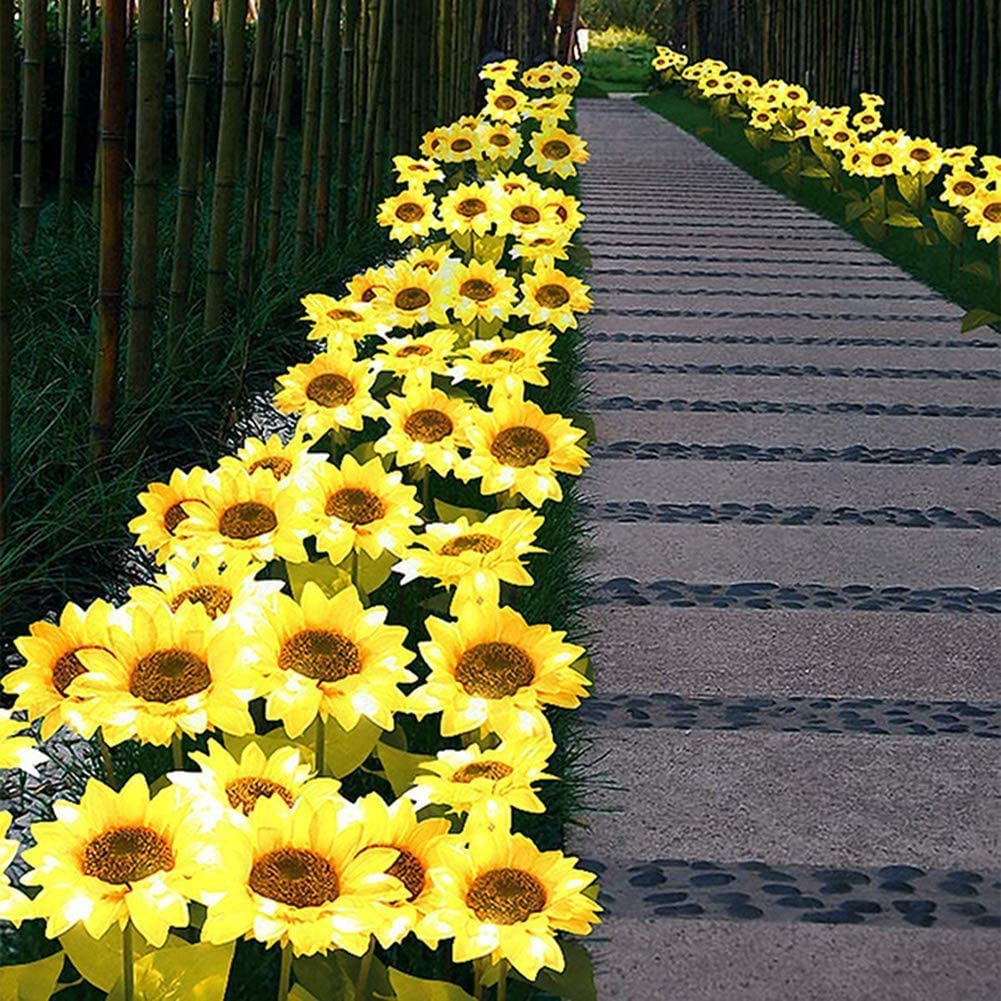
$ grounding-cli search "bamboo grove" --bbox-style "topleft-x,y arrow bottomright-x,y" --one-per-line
0,0 -> 562,550
665,0 -> 1000,155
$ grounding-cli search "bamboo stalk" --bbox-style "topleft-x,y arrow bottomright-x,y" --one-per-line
359,0 -> 390,218
267,0 -> 300,265
127,0 -> 166,401
294,0 -> 326,268
90,0 -> 128,461
58,0 -> 82,219
170,0 -> 188,154
203,0 -> 248,337
315,0 -> 343,249
167,0 -> 212,338
0,0 -> 13,541
334,0 -> 360,243
19,0 -> 45,252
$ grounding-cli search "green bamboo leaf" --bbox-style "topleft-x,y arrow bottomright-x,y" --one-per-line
885,212 -> 924,228
0,952 -> 64,1001
808,135 -> 829,158
911,229 -> 940,246
961,308 -> 1001,332
566,243 -> 593,269
379,968 -> 476,1001
895,173 -> 922,208
377,740 -> 433,796
533,941 -> 598,1001
931,208 -> 965,248
106,940 -> 234,1001
961,261 -> 994,281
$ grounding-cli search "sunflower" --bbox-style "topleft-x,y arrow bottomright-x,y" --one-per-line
374,384 -> 475,477
964,189 -> 1001,242
22,775 -> 205,945
851,106 -> 882,134
409,600 -> 588,738
168,739 -> 342,830
6,599 -> 122,741
859,91 -> 885,108
542,189 -> 585,233
463,391 -> 588,507
477,120 -> 524,162
748,105 -> 779,130
127,552 -> 283,625
480,59 -> 519,84
248,582 -> 415,738
409,732 -> 555,827
299,293 -> 388,349
172,466 -> 309,564
0,709 -> 46,774
0,811 -> 32,925
302,453 -> 422,566
377,188 -> 441,243
900,136 -> 945,176
859,143 -> 904,178
419,823 -> 601,980
67,598 -> 258,746
821,124 -> 858,153
483,85 -> 528,123
493,182 -> 559,238
219,433 -> 328,487
381,261 -> 453,329
941,170 -> 982,209
978,154 -> 1001,182
449,329 -> 556,390
942,145 -> 978,170
346,265 -> 393,304
440,183 -> 496,238
438,124 -> 481,163
451,259 -> 518,327
554,65 -> 581,91
392,154 -> 445,187
491,170 -> 534,196
395,509 -> 545,602
128,465 -> 213,564
199,795 -> 405,956
274,351 -> 381,439
374,328 -> 457,381
521,64 -> 557,90
420,125 -> 450,159
352,793 -> 452,947
404,243 -> 460,278
509,227 -> 571,263
518,261 -> 592,331
524,127 -> 589,178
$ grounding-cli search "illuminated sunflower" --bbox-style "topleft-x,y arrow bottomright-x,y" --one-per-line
6,599 -> 122,740
0,709 -> 46,774
128,465 -> 213,563
374,328 -> 457,381
942,145 -> 978,170
977,154 -> 1001,182
484,85 -> 528,123
274,351 -> 381,439
438,124 -> 481,163
542,189 -> 585,233
419,823 -> 601,980
451,259 -> 518,327
521,64 -> 557,90
821,124 -> 858,153
392,154 -> 444,186
941,170 -> 982,209
449,329 -> 556,389
381,262 -> 453,329
463,391 -> 588,507
374,384 -> 475,477
518,261 -> 592,331
964,190 -> 1001,242
524,128 -> 589,178
480,58 -> 519,84
748,106 -> 778,130
404,243 -> 459,278
900,136 -> 945,176
346,265 -> 393,305
409,600 -> 588,738
302,454 -> 422,566
553,65 -> 581,91
23,775 -> 204,945
377,188 -> 440,243
173,466 -> 309,564
199,795 -> 404,956
168,739 -> 342,830
127,552 -> 283,625
299,293 -> 388,349
477,120 -> 524,162
440,183 -> 496,237
0,811 -> 32,924
510,227 -> 571,263
352,793 -> 451,947
420,125 -> 450,159
395,508 -> 545,600
249,582 -> 416,738
493,182 -> 560,238
852,106 -> 882,134
409,732 -> 555,827
526,93 -> 573,124
859,91 -> 885,108
67,598 -> 258,746
860,143 -> 903,178
219,433 -> 328,488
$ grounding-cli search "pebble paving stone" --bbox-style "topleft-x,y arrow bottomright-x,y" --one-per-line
572,97 -> 1001,999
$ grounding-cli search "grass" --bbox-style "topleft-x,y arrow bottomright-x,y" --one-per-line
639,87 -> 1001,318
582,26 -> 654,94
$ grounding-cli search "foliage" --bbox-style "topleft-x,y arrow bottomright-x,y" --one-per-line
582,27 -> 655,90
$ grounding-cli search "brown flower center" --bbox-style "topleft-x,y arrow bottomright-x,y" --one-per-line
466,867 -> 546,924
326,308 -> 363,322
490,426 -> 550,467
225,777 -> 295,815
457,197 -> 488,218
170,585 -> 233,619
440,533 -> 502,556
413,259 -> 440,273
395,202 -> 426,223
459,278 -> 497,302
482,347 -> 525,364
832,130 -> 849,142
452,760 -> 514,782
279,629 -> 362,683
379,845 -> 426,901
306,373 -> 356,408
325,487 -> 385,525
495,94 -> 517,110
861,114 -> 875,124
130,648 -> 212,702
490,133 -> 512,147
455,641 -> 534,698
541,140 -> 571,160
51,647 -> 105,696
910,147 -> 932,161
984,202 -> 1001,223
249,848 -> 339,908
164,499 -> 199,535
248,456 -> 294,479
395,287 -> 432,311
82,826 -> 175,884
535,283 -> 571,308
219,501 -> 277,540
404,408 -> 454,443
953,180 -> 975,196
396,343 -> 433,357
511,205 -> 542,225
871,153 -> 893,167
451,138 -> 473,153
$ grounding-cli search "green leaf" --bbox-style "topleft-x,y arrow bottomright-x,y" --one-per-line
286,558 -> 350,601
961,261 -> 994,281
224,728 -> 305,765
419,591 -> 452,615
356,549 -> 397,595
377,740 -> 434,796
763,154 -> 789,174
302,715 -> 382,777
931,208 -> 965,248
379,968 -> 476,1001
743,128 -> 771,152
801,166 -> 829,178
433,499 -> 490,524
911,229 -> 940,246
289,987 -> 323,1001
60,925 -> 184,992
860,219 -> 888,242
571,654 -> 594,682
566,243 -> 592,270
0,952 -> 64,1001
961,308 -> 1001,332
106,941 -> 234,1001
570,411 -> 597,444
476,234 -> 507,264
534,941 -> 598,1001
895,173 -> 922,207
293,954 -> 355,1001
808,135 -> 829,159
885,212 -> 924,228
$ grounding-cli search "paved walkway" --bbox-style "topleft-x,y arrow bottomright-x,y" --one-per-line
573,97 -> 1001,1000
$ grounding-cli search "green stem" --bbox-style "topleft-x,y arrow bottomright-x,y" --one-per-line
122,921 -> 135,1001
421,467 -> 432,516
171,734 -> 184,771
315,715 -> 326,777
496,959 -> 509,1001
350,548 -> 359,588
354,939 -> 375,1000
996,240 -> 1001,317
277,942 -> 292,1001
472,958 -> 484,1000
97,733 -> 116,788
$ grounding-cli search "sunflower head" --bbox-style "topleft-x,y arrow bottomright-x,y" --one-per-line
518,261 -> 592,332
299,293 -> 388,348
375,328 -> 457,381
525,127 -> 589,178
128,465 -> 213,563
392,154 -> 445,186
450,329 -> 555,390
440,183 -> 496,237
381,261 -> 453,329
377,188 -> 441,243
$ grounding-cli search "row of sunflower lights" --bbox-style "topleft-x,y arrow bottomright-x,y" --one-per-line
651,46 -> 1001,332
0,58 -> 600,1001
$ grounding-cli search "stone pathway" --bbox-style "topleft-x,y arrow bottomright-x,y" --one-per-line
573,97 -> 1001,1000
